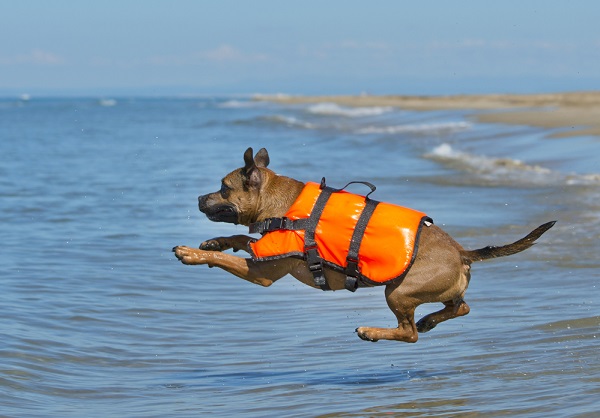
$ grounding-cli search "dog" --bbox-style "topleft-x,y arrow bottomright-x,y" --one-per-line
173,147 -> 555,343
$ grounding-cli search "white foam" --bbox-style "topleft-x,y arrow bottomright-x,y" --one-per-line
218,100 -> 266,108
565,173 -> 600,186
427,143 -> 600,186
358,121 -> 471,135
427,143 -> 552,184
98,99 -> 117,107
306,102 -> 393,117
433,143 -> 554,171
252,93 -> 291,100
263,115 -> 316,129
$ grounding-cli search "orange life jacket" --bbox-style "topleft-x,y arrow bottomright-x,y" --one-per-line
248,181 -> 432,291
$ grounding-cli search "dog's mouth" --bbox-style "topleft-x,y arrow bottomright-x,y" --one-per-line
202,204 -> 239,224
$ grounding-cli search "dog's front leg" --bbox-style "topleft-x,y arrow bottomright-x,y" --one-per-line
173,245 -> 290,287
199,235 -> 253,253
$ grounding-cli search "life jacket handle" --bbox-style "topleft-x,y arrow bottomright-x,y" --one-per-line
319,177 -> 377,200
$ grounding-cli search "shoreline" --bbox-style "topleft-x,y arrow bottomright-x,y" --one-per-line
258,92 -> 600,138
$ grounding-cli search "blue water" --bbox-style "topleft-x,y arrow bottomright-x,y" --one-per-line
1,97 -> 598,417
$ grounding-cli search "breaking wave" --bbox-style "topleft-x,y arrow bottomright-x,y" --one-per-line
426,143 -> 600,186
358,121 -> 471,135
306,102 -> 393,117
218,99 -> 268,108
260,115 -> 316,129
98,99 -> 117,107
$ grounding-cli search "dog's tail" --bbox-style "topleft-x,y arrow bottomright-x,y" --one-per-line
460,221 -> 556,263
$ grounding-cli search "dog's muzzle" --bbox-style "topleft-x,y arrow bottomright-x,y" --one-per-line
198,194 -> 239,224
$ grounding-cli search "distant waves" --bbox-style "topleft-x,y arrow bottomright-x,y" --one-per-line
306,102 -> 393,117
230,100 -> 471,136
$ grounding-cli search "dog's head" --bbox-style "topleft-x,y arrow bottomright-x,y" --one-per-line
198,147 -> 271,226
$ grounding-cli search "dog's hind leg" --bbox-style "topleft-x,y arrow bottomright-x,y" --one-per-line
416,298 -> 470,333
356,288 -> 420,343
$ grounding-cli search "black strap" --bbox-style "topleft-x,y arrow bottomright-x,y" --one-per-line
344,198 -> 379,291
249,217 -> 309,235
304,186 -> 335,290
329,180 -> 377,200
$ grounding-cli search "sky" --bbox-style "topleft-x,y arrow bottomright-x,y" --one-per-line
1,0 -> 600,96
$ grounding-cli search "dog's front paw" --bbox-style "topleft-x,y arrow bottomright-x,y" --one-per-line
173,245 -> 190,263
355,327 -> 379,342
200,239 -> 223,251
173,245 -> 208,265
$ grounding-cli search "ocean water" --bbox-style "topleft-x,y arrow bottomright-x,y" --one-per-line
1,96 -> 598,417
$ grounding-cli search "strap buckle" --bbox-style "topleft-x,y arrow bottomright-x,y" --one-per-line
346,256 -> 359,276
344,256 -> 359,292
249,217 -> 292,234
264,217 -> 284,231
305,245 -> 327,287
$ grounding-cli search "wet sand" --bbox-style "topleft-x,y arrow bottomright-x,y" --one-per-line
259,92 -> 600,138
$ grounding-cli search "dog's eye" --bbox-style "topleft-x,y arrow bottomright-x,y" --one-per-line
220,183 -> 231,198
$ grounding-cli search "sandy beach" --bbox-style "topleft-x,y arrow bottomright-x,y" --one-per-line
259,92 -> 600,138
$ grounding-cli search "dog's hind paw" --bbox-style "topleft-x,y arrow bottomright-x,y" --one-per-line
416,317 -> 437,333
355,327 -> 379,342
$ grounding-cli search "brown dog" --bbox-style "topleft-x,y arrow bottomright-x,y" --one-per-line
173,147 -> 555,343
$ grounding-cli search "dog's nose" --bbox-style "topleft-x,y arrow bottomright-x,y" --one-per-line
198,195 -> 208,212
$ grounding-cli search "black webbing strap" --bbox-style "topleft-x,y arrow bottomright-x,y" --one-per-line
344,198 -> 380,291
249,217 -> 309,235
304,185 -> 335,290
332,181 -> 377,200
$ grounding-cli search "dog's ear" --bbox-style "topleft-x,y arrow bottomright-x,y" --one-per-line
243,147 -> 254,170
254,148 -> 270,168
242,147 -> 262,189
